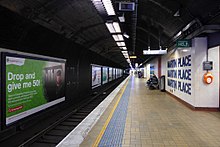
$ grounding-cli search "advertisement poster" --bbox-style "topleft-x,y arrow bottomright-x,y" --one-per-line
113,68 -> 116,80
5,55 -> 66,125
120,69 -> 123,77
117,69 -> 120,78
92,65 -> 101,88
102,67 -> 108,85
109,67 -> 113,82
150,65 -> 155,77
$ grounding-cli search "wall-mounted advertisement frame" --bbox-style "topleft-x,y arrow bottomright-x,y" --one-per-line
91,65 -> 102,89
109,67 -> 113,82
102,67 -> 108,85
2,52 -> 66,125
112,68 -> 115,80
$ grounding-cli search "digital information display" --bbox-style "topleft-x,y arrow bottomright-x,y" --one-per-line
92,65 -> 102,89
102,67 -> 108,85
5,55 -> 66,125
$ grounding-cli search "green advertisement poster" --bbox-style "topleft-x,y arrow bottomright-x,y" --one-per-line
5,55 -> 65,125
102,67 -> 108,85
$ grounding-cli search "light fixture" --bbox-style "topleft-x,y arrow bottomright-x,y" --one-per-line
112,35 -> 119,41
91,0 -> 115,16
106,23 -> 115,33
123,32 -> 129,39
112,35 -> 124,41
182,49 -> 189,52
106,22 -> 121,33
118,14 -> 125,22
143,50 -> 167,55
121,51 -> 128,54
117,42 -> 125,46
130,56 -> 137,59
113,22 -> 121,33
102,0 -> 115,16
173,10 -> 180,17
124,54 -> 129,58
120,47 -> 127,50
118,34 -> 124,41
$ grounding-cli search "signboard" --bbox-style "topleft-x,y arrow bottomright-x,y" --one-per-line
176,39 -> 191,48
112,68 -> 116,80
203,61 -> 213,70
102,67 -> 108,85
109,68 -> 113,82
5,54 -> 66,125
167,54 -> 192,96
92,65 -> 101,89
119,2 -> 135,11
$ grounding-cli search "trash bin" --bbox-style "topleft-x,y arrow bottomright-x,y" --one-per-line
159,75 -> 165,92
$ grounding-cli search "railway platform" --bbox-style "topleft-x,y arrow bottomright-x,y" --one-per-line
57,76 -> 220,147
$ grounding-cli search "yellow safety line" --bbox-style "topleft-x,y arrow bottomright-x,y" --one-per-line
92,79 -> 129,147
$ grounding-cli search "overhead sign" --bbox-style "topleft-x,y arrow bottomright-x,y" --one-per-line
176,39 -> 191,48
143,50 -> 167,55
119,2 -> 135,11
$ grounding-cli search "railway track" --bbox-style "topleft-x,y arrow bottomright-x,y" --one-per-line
18,79 -> 123,147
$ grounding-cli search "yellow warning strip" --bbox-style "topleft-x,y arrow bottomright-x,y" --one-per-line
92,79 -> 129,147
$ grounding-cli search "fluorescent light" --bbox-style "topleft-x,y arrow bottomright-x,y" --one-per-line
143,50 -> 167,55
182,49 -> 189,52
122,51 -> 128,54
113,22 -> 121,33
112,35 -> 119,41
123,33 -> 129,38
105,23 -> 115,33
106,22 -> 122,34
118,15 -> 125,22
120,47 -> 127,50
173,10 -> 180,17
117,42 -> 125,46
130,56 -> 137,59
117,34 -> 124,41
112,35 -> 123,41
174,31 -> 182,39
103,0 -> 115,16
117,42 -> 122,46
121,42 -> 125,46
124,55 -> 129,58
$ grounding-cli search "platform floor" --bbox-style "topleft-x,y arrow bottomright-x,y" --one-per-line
81,76 -> 220,147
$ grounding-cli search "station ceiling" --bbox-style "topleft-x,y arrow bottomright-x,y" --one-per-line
0,0 -> 220,68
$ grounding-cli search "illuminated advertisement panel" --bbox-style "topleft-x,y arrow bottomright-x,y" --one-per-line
5,54 -> 66,125
92,65 -> 101,88
102,67 -> 108,85
109,67 -> 113,82
113,68 -> 117,80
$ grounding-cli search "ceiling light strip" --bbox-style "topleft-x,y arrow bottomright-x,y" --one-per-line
102,0 -> 115,16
